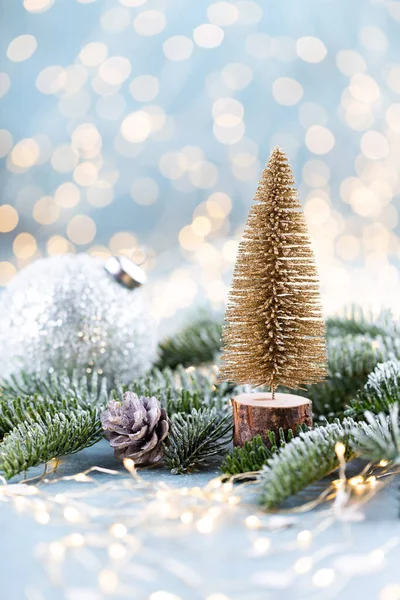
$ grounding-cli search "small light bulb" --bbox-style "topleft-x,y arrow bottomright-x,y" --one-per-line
181,511 -> 194,525
74,473 -> 90,482
245,515 -> 261,529
253,537 -> 271,553
98,570 -> 119,593
228,495 -> 240,505
63,506 -> 80,523
349,475 -> 364,487
379,460 -> 389,467
208,478 -> 222,489
54,493 -> 66,503
123,458 -> 135,473
110,523 -> 127,538
66,533 -> 85,547
49,542 -> 65,560
109,543 -> 127,559
312,568 -> 335,588
294,556 -> 313,574
156,490 -> 169,501
35,511 -> 50,525
222,482 -> 233,493
297,530 -> 312,547
335,442 -> 346,459
196,517 -> 213,534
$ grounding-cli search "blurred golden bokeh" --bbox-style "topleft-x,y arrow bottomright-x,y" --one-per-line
13,233 -> 37,260
47,235 -> 74,255
67,215 -> 96,245
0,0 -> 399,324
0,205 -> 19,233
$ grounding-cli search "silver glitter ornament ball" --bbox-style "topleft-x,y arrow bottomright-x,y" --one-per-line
0,253 -> 158,384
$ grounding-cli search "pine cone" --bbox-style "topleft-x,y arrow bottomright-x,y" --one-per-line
101,392 -> 170,465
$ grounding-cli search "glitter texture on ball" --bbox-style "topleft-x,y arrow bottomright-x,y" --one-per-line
0,254 -> 158,384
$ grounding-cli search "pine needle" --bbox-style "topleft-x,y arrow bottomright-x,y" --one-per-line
346,359 -> 400,419
258,418 -> 358,509
121,365 -> 236,416
164,408 -> 232,474
0,409 -> 102,480
308,335 -> 400,420
353,404 -> 400,463
156,313 -> 222,369
326,306 -> 398,339
0,394 -> 84,437
0,369 -> 109,408
222,425 -> 310,475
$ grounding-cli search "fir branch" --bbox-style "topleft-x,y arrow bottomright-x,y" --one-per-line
258,419 -> 358,509
156,313 -> 222,369
221,426 -> 309,475
307,335 -> 400,420
163,408 -> 232,474
0,369 -> 109,408
353,405 -> 400,463
346,360 -> 400,420
120,365 -> 236,416
222,435 -> 272,475
326,306 -> 397,339
0,394 -> 84,437
0,409 -> 102,480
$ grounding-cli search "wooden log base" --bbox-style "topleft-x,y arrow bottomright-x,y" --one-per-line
232,392 -> 313,447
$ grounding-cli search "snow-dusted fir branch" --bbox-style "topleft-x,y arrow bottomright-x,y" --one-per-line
0,394 -> 87,437
258,419 -> 358,509
309,336 -> 400,420
221,425 -> 309,475
326,306 -> 399,339
0,409 -> 102,480
0,369 -> 109,408
123,365 -> 235,417
156,313 -> 222,369
164,408 -> 232,474
346,359 -> 400,419
353,404 -> 400,463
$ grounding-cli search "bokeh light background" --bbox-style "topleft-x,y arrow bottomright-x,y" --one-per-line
1,0 -> 400,329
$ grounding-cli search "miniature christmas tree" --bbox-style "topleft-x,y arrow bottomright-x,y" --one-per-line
220,147 -> 327,445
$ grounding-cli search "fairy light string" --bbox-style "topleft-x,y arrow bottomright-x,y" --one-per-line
1,445 -> 399,599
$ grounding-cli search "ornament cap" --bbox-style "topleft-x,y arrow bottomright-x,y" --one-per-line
105,255 -> 147,289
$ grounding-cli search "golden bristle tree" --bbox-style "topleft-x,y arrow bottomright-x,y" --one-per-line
220,147 -> 327,398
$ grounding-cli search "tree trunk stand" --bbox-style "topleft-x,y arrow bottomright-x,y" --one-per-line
232,392 -> 313,447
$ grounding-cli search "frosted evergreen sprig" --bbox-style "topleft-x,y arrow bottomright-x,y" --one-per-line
0,369 -> 109,408
164,408 -> 232,474
0,408 -> 102,480
258,419 -> 358,509
308,335 -> 400,420
353,404 -> 400,463
156,314 -> 222,369
122,365 -> 236,416
326,306 -> 398,339
222,435 -> 272,475
0,394 -> 84,437
221,425 -> 310,475
346,359 -> 400,419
